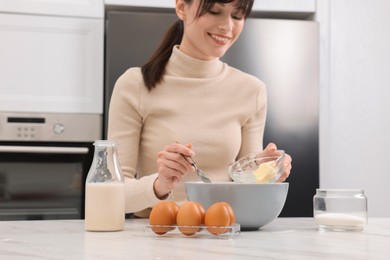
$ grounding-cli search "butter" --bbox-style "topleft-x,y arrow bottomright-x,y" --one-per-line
252,160 -> 277,183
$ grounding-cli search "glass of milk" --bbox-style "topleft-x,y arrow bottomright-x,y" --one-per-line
85,140 -> 125,232
313,189 -> 367,231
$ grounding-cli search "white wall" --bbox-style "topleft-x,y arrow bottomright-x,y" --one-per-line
316,0 -> 390,216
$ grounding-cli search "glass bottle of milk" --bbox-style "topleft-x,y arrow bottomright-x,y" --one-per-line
85,140 -> 125,231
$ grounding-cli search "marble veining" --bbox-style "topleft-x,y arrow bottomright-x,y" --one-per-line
1,218 -> 389,259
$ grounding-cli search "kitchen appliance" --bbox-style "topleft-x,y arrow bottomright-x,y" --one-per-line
0,112 -> 101,220
223,18 -> 319,217
0,4 -> 104,220
104,9 -> 319,216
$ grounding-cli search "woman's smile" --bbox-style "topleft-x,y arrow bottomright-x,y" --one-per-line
209,33 -> 231,45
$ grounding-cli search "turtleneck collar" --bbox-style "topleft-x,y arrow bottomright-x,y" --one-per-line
165,45 -> 225,78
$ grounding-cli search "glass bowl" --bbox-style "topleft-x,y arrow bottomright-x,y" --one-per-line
228,150 -> 285,184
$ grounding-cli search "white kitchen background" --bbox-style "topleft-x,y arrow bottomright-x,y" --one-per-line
316,0 -> 390,217
1,0 -> 389,217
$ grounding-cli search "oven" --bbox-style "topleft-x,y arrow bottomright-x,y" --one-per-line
0,112 -> 101,220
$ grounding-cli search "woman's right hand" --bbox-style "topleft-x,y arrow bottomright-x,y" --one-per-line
154,142 -> 194,199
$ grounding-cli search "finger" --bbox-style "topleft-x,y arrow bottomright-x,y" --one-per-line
158,151 -> 193,177
277,170 -> 290,182
172,142 -> 195,156
264,143 -> 277,153
277,157 -> 292,182
283,155 -> 292,170
257,143 -> 279,158
158,157 -> 188,176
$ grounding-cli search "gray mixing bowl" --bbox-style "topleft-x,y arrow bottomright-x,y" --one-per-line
185,182 -> 289,231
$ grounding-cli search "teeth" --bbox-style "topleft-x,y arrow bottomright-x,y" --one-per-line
211,34 -> 229,43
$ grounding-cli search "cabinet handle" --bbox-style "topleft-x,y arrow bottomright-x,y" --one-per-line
0,146 -> 89,154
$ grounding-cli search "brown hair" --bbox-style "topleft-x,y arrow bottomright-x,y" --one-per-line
141,0 -> 254,90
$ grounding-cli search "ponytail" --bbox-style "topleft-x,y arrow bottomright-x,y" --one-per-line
141,19 -> 184,90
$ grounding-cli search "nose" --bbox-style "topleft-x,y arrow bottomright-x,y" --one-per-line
217,15 -> 234,32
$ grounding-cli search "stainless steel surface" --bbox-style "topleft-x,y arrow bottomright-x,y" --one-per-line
0,112 -> 102,142
0,208 -> 80,218
222,19 -> 319,216
0,104 -> 99,221
181,155 -> 212,183
0,146 -> 89,154
0,111 -> 97,220
104,10 -> 177,136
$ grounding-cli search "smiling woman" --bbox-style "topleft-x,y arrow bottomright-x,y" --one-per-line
176,0 -> 246,60
142,0 -> 254,89
107,0 -> 293,219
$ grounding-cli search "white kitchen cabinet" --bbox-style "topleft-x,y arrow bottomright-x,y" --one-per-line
0,13 -> 104,114
104,0 -> 316,13
252,0 -> 316,13
105,0 -> 174,9
0,0 -> 104,18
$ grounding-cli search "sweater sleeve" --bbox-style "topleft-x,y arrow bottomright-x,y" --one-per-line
238,77 -> 268,159
107,68 -> 169,213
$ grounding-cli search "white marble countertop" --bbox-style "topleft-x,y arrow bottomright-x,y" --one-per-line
1,218 -> 389,259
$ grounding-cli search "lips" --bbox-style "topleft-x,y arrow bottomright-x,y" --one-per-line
209,33 -> 231,44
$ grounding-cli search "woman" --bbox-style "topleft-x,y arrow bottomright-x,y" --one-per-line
108,0 -> 292,218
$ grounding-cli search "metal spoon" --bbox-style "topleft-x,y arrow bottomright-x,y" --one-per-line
181,154 -> 212,183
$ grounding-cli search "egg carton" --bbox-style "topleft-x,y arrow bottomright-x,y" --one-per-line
144,223 -> 241,239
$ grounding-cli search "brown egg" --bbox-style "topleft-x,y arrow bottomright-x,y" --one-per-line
149,201 -> 179,235
193,201 -> 206,232
176,201 -> 205,236
222,202 -> 235,225
193,201 -> 206,223
205,202 -> 235,235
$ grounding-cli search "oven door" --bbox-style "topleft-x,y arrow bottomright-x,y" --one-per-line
0,142 -> 93,220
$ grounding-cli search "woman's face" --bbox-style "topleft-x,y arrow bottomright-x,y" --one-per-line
177,0 -> 246,60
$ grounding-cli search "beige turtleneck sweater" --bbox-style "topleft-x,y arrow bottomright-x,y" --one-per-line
108,46 -> 267,217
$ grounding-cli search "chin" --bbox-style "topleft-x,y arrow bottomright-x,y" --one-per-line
212,49 -> 229,58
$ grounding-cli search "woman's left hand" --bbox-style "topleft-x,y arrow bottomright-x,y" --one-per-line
261,143 -> 292,182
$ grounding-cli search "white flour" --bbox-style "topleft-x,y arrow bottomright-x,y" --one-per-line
315,213 -> 366,226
